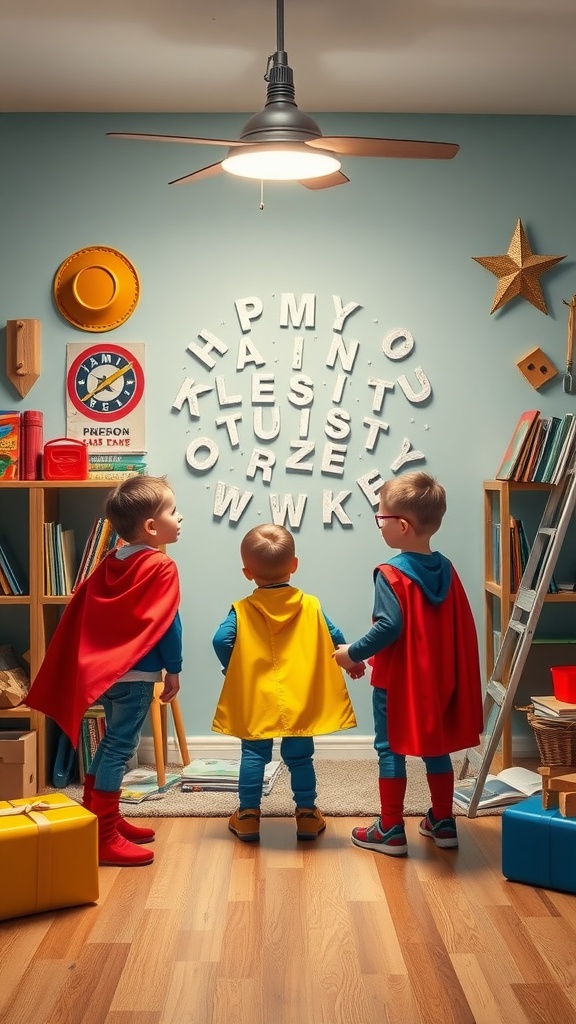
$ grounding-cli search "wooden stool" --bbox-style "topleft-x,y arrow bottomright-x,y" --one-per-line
149,681 -> 190,787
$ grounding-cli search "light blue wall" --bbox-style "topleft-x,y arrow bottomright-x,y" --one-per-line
1,112 -> 576,739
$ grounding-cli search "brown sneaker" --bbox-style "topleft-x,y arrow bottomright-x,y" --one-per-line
295,806 -> 326,840
228,808 -> 261,842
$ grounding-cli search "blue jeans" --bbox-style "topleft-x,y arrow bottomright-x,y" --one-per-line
239,736 -> 317,809
372,687 -> 452,778
88,680 -> 155,792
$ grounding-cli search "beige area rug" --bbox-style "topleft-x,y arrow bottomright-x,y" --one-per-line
54,758 -> 500,818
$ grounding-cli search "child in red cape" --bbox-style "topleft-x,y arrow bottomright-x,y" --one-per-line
26,475 -> 183,867
334,471 -> 483,856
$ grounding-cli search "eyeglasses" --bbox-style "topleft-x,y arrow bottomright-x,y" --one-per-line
374,514 -> 403,529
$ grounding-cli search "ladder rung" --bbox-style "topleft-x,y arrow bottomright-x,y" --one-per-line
538,527 -> 556,537
515,589 -> 537,611
509,620 -> 526,635
486,679 -> 506,705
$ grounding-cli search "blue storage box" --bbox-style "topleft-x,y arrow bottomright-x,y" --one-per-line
502,794 -> 576,894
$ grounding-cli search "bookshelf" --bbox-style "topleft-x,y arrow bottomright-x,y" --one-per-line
0,481 -> 114,789
483,479 -> 576,766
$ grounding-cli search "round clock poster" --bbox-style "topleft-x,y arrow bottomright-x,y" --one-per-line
66,342 -> 146,453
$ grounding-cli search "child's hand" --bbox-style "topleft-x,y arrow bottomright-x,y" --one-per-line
333,644 -> 356,671
159,672 -> 180,703
346,662 -> 366,679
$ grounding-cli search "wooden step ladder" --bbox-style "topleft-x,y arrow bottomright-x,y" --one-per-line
459,456 -> 576,816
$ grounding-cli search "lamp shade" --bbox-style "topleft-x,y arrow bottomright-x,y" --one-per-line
222,143 -> 341,181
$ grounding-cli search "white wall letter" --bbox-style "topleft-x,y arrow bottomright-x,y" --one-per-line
390,437 -> 425,472
357,470 -> 385,507
321,442 -> 347,476
269,493 -> 308,529
235,296 -> 263,333
332,296 -> 362,332
246,448 -> 276,483
172,378 -> 213,417
322,490 -> 353,526
287,375 -> 314,407
382,329 -> 414,361
363,416 -> 389,452
280,293 -> 316,328
187,329 -> 228,369
367,378 -> 395,414
286,442 -> 315,473
215,375 -> 242,407
326,334 -> 359,372
397,367 -> 432,404
185,437 -> 219,471
251,373 -> 275,404
253,406 -> 281,441
215,412 -> 243,448
325,409 -> 351,441
237,335 -> 266,371
213,482 -> 254,522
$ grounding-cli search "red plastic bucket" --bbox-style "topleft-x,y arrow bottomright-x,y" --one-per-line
550,666 -> 576,703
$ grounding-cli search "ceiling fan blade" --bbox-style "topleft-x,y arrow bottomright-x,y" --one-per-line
300,171 -> 350,190
107,132 -> 246,148
308,137 -> 459,160
169,163 -> 224,186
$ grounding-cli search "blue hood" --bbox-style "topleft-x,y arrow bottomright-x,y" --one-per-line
386,551 -> 452,605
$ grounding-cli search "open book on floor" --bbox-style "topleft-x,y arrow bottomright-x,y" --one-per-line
453,766 -> 542,811
120,767 -> 181,803
180,758 -> 283,794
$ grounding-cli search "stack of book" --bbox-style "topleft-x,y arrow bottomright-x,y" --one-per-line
530,694 -> 576,720
88,452 -> 148,481
181,758 -> 283,794
492,517 -> 558,593
120,767 -> 181,803
496,410 -> 576,484
0,534 -> 28,595
73,517 -> 124,589
77,705 -> 106,781
43,522 -> 76,596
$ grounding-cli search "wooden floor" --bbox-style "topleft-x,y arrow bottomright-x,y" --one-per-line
2,812 -> 576,1024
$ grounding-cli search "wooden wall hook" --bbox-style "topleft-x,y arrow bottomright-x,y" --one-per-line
6,319 -> 41,397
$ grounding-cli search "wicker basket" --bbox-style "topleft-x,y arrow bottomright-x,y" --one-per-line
526,710 -> 576,766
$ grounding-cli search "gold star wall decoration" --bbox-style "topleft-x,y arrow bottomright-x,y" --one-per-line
473,219 -> 566,314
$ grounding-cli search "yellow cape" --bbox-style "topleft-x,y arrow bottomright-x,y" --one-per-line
212,587 -> 357,740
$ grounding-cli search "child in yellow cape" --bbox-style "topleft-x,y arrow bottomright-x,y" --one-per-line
212,523 -> 364,843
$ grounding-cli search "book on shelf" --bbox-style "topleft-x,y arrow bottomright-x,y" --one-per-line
120,767 -> 181,804
73,517 -> 122,590
180,758 -> 283,795
495,410 -> 540,481
530,694 -> 576,719
88,453 -> 147,466
87,469 -> 145,480
0,410 -> 20,479
550,415 -> 576,485
0,533 -> 28,595
453,767 -> 542,811
532,416 -> 561,482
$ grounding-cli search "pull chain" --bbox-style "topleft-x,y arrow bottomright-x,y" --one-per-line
259,179 -> 265,210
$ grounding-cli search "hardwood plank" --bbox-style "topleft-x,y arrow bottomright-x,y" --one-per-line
450,952 -> 528,1024
511,982 -> 576,1024
109,910 -> 184,1012
161,962 -> 219,1024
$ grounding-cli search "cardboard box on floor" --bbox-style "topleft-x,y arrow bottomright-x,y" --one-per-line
0,731 -> 36,799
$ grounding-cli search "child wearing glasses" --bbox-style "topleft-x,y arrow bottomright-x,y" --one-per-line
212,523 -> 362,843
334,471 -> 482,856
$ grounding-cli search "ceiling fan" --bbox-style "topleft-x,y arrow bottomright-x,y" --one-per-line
107,0 -> 459,190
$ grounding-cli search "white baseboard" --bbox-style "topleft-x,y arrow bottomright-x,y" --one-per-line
138,733 -> 376,765
138,733 -> 540,766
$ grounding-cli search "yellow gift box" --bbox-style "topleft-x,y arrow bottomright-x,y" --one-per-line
0,793 -> 99,921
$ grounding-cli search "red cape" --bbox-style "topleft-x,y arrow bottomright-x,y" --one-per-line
25,548 -> 180,746
370,563 -> 483,756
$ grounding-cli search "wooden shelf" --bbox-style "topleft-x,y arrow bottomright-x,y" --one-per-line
483,478 -> 576,767
0,480 -> 113,788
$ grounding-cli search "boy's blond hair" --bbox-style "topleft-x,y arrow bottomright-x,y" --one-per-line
378,471 -> 446,534
241,524 -> 295,583
105,475 -> 173,542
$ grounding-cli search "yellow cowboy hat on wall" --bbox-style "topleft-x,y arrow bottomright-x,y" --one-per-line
54,245 -> 140,332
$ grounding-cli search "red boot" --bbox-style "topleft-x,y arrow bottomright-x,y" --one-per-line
91,789 -> 154,867
83,773 -> 155,844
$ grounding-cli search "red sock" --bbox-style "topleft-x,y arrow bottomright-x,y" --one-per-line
426,770 -> 454,821
378,776 -> 407,830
